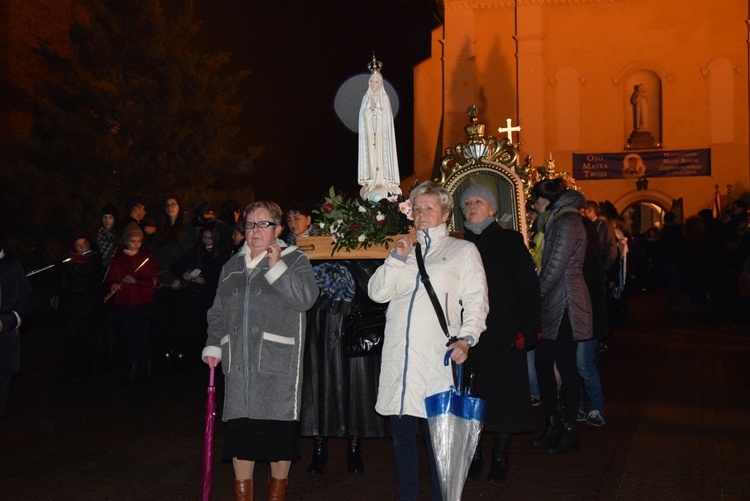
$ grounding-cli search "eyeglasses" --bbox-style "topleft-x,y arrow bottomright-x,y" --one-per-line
244,220 -> 277,229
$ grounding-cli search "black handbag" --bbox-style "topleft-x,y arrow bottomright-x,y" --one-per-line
344,305 -> 387,356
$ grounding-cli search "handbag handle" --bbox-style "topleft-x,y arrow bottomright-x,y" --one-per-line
415,242 -> 457,346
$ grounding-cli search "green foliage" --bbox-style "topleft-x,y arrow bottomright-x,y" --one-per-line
2,0 -> 251,264
314,186 -> 413,255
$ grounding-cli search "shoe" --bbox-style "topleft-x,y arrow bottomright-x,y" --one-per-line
531,415 -> 560,448
544,422 -> 580,454
307,436 -> 328,474
234,478 -> 253,501
347,436 -> 364,474
576,409 -> 588,422
531,396 -> 541,407
267,477 -> 288,501
486,450 -> 509,483
585,410 -> 606,427
467,442 -> 483,480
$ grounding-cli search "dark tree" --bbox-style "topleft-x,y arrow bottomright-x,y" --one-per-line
2,0 -> 251,265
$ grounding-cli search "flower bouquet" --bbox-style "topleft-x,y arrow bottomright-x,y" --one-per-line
313,186 -> 413,255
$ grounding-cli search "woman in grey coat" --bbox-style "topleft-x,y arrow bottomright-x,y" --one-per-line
202,201 -> 319,501
529,179 -> 593,455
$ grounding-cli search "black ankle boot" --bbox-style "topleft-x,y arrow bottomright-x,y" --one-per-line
487,450 -> 509,483
467,441 -> 483,480
531,414 -> 560,448
307,436 -> 328,474
544,422 -> 580,454
347,436 -> 364,473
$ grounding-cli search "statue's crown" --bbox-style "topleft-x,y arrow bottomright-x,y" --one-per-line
465,105 -> 486,142
368,53 -> 383,74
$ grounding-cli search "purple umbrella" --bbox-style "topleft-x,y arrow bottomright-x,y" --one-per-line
202,364 -> 217,501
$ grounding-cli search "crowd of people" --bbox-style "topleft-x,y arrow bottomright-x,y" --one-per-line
628,199 -> 750,324
2,181 -> 748,501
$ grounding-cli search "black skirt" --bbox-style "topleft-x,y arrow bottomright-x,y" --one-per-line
222,418 -> 300,462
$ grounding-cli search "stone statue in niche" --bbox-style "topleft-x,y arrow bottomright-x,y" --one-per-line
626,83 -> 657,149
358,54 -> 401,202
631,84 -> 649,131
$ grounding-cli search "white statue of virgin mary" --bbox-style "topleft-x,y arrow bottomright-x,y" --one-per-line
358,55 -> 401,202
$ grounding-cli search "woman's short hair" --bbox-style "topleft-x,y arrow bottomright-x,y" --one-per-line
286,204 -> 314,218
409,181 -> 453,214
531,178 -> 567,204
244,201 -> 283,226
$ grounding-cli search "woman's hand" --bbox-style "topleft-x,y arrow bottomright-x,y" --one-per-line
266,243 -> 281,267
447,339 -> 470,365
122,274 -> 136,284
395,235 -> 413,259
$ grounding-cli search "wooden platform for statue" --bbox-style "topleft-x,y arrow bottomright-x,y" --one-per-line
297,230 -> 465,260
296,235 -> 411,260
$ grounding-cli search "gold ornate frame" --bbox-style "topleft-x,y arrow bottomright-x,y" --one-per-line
437,106 -> 529,245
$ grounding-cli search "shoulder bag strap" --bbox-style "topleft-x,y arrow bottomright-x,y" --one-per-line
415,242 -> 457,346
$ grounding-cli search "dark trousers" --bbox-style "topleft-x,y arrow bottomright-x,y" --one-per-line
535,310 -> 581,424
120,303 -> 153,364
389,414 -> 442,501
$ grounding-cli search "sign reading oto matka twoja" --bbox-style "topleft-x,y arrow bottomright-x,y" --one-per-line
572,149 -> 711,180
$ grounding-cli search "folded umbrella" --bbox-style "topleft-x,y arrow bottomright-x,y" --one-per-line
202,364 -> 217,501
424,351 -> 487,501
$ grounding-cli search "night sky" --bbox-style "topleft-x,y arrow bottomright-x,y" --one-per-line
194,0 -> 439,208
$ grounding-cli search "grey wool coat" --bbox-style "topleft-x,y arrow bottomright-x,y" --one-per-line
202,243 -> 319,422
538,190 -> 593,341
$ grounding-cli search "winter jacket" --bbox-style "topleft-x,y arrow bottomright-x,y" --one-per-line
0,250 -> 34,374
104,248 -> 161,306
538,190 -> 593,341
464,222 -> 540,433
368,223 -> 488,418
202,243 -> 319,422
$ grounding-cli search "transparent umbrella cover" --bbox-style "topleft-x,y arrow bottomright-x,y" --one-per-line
424,351 -> 487,501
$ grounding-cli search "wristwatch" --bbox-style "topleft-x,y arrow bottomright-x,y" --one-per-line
459,335 -> 476,347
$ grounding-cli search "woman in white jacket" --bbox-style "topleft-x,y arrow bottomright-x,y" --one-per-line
368,181 -> 488,500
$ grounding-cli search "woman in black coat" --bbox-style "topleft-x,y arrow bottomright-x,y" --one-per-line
461,185 -> 541,482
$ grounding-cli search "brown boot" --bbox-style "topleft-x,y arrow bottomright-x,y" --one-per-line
235,478 -> 253,501
267,477 -> 288,501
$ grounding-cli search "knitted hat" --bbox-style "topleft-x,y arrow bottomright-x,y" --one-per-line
101,203 -> 117,218
460,185 -> 498,214
122,223 -> 143,243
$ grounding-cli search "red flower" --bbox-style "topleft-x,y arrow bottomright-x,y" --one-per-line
350,223 -> 362,231
322,203 -> 335,213
378,220 -> 387,227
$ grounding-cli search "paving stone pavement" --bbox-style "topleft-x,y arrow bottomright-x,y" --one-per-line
1,289 -> 748,500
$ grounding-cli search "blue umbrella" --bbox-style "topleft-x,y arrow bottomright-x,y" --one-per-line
424,351 -> 487,501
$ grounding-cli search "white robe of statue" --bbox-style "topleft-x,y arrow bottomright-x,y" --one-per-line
358,72 -> 401,202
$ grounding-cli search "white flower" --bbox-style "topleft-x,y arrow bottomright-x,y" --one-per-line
376,212 -> 385,221
358,205 -> 367,213
358,234 -> 366,243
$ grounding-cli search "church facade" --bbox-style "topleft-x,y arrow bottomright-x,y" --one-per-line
406,0 -> 749,228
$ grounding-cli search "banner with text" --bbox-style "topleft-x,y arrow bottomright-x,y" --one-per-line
572,149 -> 711,180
